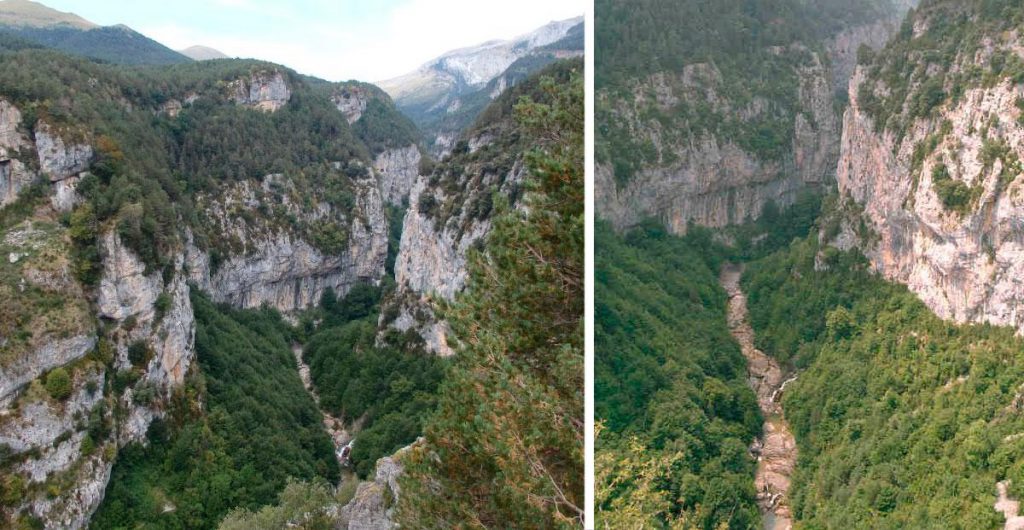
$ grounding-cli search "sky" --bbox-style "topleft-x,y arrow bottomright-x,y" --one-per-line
39,0 -> 583,82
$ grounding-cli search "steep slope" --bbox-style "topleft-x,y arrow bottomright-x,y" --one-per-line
829,0 -> 1024,334
383,59 -> 581,355
743,236 -> 1024,528
0,0 -> 190,65
379,17 -> 583,156
596,0 -> 914,233
0,44 -> 420,528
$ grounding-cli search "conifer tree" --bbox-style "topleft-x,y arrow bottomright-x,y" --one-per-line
397,69 -> 583,528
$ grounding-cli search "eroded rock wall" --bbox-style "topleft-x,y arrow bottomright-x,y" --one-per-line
835,63 -> 1024,333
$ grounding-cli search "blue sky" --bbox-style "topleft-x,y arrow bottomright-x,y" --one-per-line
40,0 -> 583,82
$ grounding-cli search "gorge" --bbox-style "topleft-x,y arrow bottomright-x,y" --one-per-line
0,2 -> 584,528
597,0 -> 1024,528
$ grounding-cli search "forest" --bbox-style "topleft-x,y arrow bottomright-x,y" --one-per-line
595,220 -> 761,529
598,188 -> 1024,529
743,234 -> 1024,528
91,292 -> 338,529
0,44 -> 417,273
302,284 -> 445,479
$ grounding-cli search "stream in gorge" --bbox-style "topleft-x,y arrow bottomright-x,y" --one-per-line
720,264 -> 797,530
292,344 -> 353,469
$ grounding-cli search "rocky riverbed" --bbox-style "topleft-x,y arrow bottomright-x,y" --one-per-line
720,264 -> 797,530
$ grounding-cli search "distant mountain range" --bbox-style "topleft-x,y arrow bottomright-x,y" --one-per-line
0,0 -> 190,64
378,16 -> 583,155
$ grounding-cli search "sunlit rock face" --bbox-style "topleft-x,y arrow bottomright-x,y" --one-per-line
835,62 -> 1024,334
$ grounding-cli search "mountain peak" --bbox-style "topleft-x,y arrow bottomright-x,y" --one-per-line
0,0 -> 97,30
179,45 -> 229,61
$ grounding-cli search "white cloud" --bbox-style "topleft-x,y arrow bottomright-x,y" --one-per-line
142,0 -> 583,82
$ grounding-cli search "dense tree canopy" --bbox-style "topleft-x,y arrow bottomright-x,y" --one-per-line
91,292 -> 338,529
596,220 -> 761,529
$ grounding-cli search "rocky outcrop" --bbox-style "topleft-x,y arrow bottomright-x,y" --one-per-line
374,145 -> 421,205
333,87 -> 370,124
186,173 -> 388,312
34,123 -> 91,182
834,61 -> 1024,334
340,445 -> 412,530
389,142 -> 524,354
229,70 -> 291,112
0,100 -> 35,207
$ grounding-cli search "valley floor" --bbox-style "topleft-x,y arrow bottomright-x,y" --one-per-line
721,264 -> 797,530
291,343 -> 352,467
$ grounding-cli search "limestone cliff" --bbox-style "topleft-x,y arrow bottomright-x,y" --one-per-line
387,110 -> 529,355
185,171 -> 388,312
339,445 -> 412,530
596,1 -> 912,233
829,3 -> 1024,334
374,145 -> 422,206
229,70 -> 292,112
0,220 -> 195,528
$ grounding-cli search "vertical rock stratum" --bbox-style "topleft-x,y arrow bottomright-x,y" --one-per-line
829,0 -> 1024,335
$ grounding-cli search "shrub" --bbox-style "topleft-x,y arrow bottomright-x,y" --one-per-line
45,368 -> 72,401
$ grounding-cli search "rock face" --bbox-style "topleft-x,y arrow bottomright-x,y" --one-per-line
0,100 -> 35,207
340,445 -> 413,530
389,132 -> 525,355
596,11 -> 908,234
374,145 -> 422,206
1,225 -> 196,528
597,53 -> 835,233
229,70 -> 291,112
333,86 -> 370,124
186,172 -> 388,312
34,122 -> 92,182
0,103 -> 93,211
834,62 -> 1024,334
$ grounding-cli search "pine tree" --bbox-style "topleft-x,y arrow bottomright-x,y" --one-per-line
396,69 -> 583,528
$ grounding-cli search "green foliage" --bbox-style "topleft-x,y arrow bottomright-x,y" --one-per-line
0,47 -> 407,270
595,221 -> 761,529
398,68 -> 583,528
0,25 -> 190,65
595,0 -> 899,185
385,203 -> 405,276
351,96 -> 422,155
858,0 -> 1024,139
44,367 -> 72,400
931,162 -> 981,214
218,478 -> 340,530
91,291 -> 338,529
304,285 -> 444,479
726,190 -> 824,260
743,235 -> 1024,528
